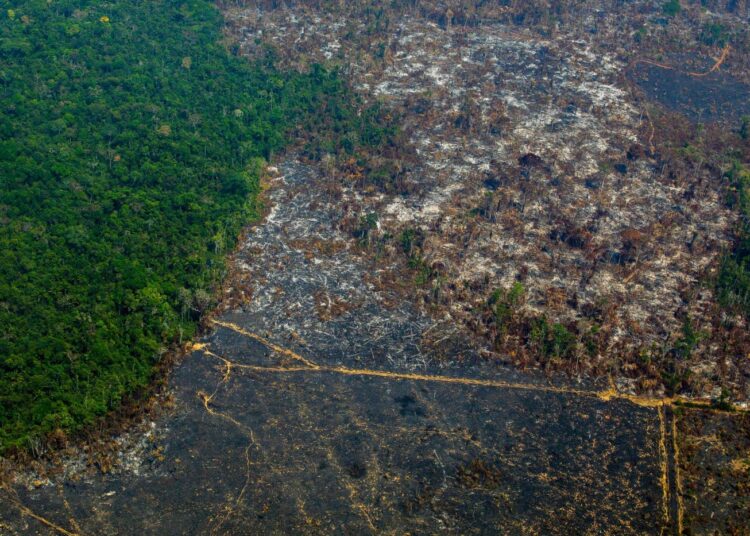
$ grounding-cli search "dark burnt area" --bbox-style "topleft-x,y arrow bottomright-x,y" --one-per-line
629,61 -> 750,123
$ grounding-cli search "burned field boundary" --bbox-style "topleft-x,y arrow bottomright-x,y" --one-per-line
3,2 -> 750,534
627,46 -> 750,123
200,319 -> 741,535
225,1 -> 750,405
208,319 -> 744,416
3,314 -> 743,535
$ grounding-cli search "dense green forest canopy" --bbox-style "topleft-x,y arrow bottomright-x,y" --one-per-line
718,159 -> 750,317
0,0 -> 396,451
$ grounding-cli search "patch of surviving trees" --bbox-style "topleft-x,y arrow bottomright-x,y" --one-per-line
0,0 -> 400,454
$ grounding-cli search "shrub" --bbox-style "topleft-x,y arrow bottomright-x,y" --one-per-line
662,0 -> 681,17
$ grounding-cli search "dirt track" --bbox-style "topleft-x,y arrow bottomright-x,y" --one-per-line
3,3 -> 750,531
1,161 -> 686,535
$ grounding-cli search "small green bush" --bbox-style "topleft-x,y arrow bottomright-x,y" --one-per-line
662,0 -> 681,17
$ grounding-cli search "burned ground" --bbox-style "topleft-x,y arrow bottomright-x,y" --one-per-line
677,410 -> 750,534
1,162 -> 677,535
629,60 -> 750,122
2,1 -> 749,534
224,0 -> 750,402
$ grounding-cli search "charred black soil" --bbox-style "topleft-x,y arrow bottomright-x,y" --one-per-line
3,1 -> 750,534
0,161 -> 676,535
677,409 -> 750,535
629,60 -> 750,122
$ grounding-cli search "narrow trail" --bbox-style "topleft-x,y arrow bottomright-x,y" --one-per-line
209,319 -> 744,415
657,407 -> 670,528
630,44 -> 731,78
629,44 -> 733,152
0,485 -> 82,536
690,45 -> 731,77
203,318 -> 714,534
671,415 -> 685,536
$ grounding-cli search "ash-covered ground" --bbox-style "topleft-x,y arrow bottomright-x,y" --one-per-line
1,161 -> 673,535
2,2 -> 749,534
224,0 -> 750,401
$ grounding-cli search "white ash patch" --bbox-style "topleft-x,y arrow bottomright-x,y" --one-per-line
224,5 -> 741,398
